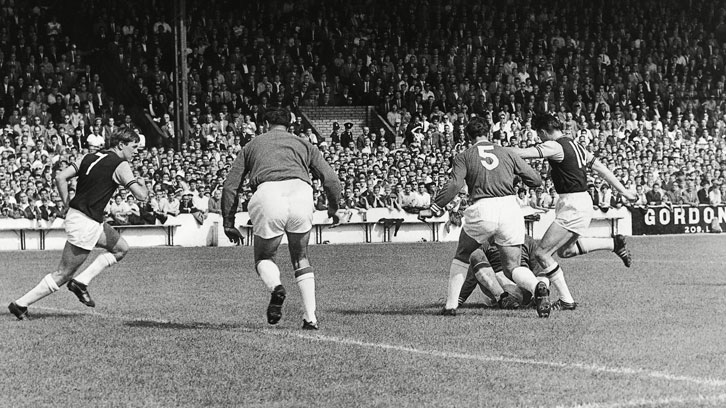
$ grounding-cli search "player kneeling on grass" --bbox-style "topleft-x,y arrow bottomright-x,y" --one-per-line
8,128 -> 148,320
458,235 -> 552,310
221,108 -> 342,330
419,116 -> 552,318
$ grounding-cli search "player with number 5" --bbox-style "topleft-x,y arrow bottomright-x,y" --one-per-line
510,114 -> 637,312
420,116 -> 549,317
9,128 -> 148,320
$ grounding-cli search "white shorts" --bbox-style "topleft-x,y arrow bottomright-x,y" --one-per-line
64,208 -> 103,250
553,192 -> 593,235
248,179 -> 314,239
462,195 -> 525,246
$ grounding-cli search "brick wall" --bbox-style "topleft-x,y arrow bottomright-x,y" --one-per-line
300,106 -> 398,144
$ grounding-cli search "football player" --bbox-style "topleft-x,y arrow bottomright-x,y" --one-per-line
222,108 -> 342,330
510,114 -> 636,310
421,116 -> 551,317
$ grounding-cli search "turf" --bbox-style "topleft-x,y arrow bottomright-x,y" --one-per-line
2,235 -> 726,407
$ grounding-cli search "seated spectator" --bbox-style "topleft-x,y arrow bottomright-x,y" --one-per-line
709,185 -> 722,206
633,184 -> 648,207
646,183 -> 664,206
108,193 -> 131,225
541,187 -> 559,210
697,180 -> 711,205
515,188 -> 529,208
586,184 -> 600,210
207,188 -> 222,214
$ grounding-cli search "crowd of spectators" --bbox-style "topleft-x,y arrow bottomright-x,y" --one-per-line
2,0 -> 726,226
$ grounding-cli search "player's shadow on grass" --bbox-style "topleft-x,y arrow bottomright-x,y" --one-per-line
24,312 -> 86,320
124,320 -> 254,331
332,303 -> 474,316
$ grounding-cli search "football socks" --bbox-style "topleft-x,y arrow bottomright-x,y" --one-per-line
16,273 -> 60,307
543,263 -> 574,304
474,266 -> 504,300
256,259 -> 282,291
445,259 -> 468,310
573,237 -> 614,255
295,267 -> 316,324
511,266 -> 540,294
73,252 -> 117,286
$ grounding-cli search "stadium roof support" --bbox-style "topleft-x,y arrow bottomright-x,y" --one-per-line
172,0 -> 189,150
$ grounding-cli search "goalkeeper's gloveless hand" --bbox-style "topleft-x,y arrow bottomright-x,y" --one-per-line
224,226 -> 244,245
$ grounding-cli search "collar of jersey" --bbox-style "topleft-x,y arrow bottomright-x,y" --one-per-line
473,140 -> 494,146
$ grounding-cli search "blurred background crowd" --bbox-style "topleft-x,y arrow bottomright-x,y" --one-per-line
1,0 -> 726,225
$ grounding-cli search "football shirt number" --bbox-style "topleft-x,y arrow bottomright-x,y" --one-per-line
569,140 -> 587,168
477,145 -> 500,170
86,153 -> 108,175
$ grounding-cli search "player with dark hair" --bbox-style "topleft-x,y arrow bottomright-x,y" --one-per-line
222,107 -> 342,330
510,114 -> 637,310
421,116 -> 551,317
8,128 -> 148,319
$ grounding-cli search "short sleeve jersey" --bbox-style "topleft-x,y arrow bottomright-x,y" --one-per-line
70,151 -> 134,222
534,138 -> 595,194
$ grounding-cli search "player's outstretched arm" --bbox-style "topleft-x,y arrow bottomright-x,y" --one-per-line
591,160 -> 636,201
509,146 -> 542,159
509,141 -> 563,161
422,154 -> 466,220
512,153 -> 542,188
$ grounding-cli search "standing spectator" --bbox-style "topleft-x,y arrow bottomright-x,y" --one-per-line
697,180 -> 711,204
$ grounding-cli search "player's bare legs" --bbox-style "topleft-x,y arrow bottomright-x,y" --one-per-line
443,230 -> 480,314
287,230 -> 318,329
253,234 -> 285,324
9,242 -> 91,319
468,249 -> 519,309
559,236 -> 632,267
68,224 -> 129,307
499,244 -> 549,317
534,223 -> 579,310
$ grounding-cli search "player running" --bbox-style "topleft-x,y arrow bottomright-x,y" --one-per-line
421,116 -> 551,317
8,128 -> 148,320
458,235 -> 543,309
510,114 -> 637,310
222,108 -> 341,330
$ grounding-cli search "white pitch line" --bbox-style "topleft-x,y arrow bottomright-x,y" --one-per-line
561,393 -> 726,408
31,305 -> 726,390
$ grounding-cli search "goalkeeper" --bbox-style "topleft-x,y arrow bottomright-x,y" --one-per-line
458,234 -> 547,310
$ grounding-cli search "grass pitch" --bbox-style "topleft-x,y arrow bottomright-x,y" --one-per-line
2,235 -> 726,407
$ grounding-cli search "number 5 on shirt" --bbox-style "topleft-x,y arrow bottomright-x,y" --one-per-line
477,145 -> 499,170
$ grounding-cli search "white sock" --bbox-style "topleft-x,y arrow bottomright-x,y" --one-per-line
445,259 -> 468,309
511,266 -> 540,294
16,274 -> 60,307
575,237 -> 614,254
295,267 -> 316,323
542,263 -> 574,303
256,260 -> 282,291
474,266 -> 504,299
73,253 -> 117,285
495,272 -> 516,287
